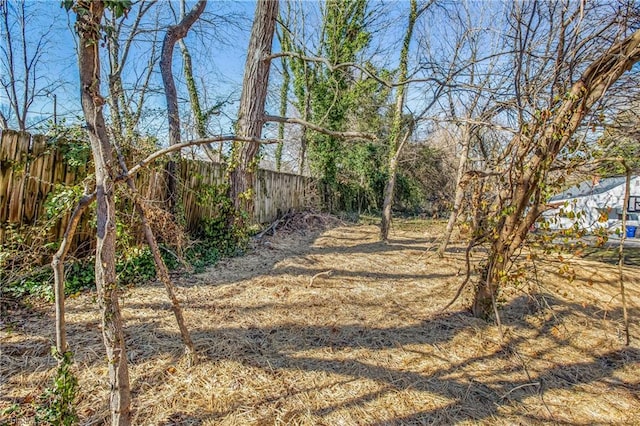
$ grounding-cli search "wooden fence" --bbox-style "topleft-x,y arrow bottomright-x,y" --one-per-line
0,130 -> 315,253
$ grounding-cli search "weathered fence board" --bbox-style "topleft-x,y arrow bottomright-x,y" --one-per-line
0,130 -> 315,255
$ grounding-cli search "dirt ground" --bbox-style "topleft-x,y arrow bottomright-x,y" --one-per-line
2,218 -> 640,425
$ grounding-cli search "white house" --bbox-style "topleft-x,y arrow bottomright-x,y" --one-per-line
541,176 -> 640,233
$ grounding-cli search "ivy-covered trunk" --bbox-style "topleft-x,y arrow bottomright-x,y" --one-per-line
380,0 -> 418,241
75,1 -> 132,423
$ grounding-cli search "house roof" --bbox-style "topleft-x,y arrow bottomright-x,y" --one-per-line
549,176 -> 629,201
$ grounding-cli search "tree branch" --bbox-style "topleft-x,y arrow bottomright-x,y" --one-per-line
51,191 -> 95,354
268,50 -> 512,90
264,114 -> 378,141
125,135 -> 279,178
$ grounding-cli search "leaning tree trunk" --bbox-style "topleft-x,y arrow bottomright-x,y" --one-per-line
160,0 -> 206,215
437,125 -> 471,257
75,1 -> 131,423
228,0 -> 279,224
112,142 -> 197,363
472,29 -> 640,318
380,0 -> 418,241
52,193 -> 95,356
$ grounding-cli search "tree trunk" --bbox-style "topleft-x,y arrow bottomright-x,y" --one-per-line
437,125 -> 471,256
380,0 -> 418,241
472,242 -> 506,318
75,2 -> 131,423
112,142 -> 197,362
52,192 -> 95,356
178,34 -> 220,162
228,0 -> 278,222
380,159 -> 398,240
471,29 -> 640,318
160,0 -> 206,214
380,132 -> 409,240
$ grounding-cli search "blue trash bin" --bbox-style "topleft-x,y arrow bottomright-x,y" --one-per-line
626,225 -> 637,238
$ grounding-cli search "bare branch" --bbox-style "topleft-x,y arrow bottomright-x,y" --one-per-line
264,114 -> 377,141
125,135 -> 279,178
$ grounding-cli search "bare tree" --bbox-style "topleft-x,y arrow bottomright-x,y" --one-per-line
174,0 -> 232,163
467,1 -> 640,318
0,0 -> 54,130
105,0 -> 158,142
160,0 -> 207,214
73,1 -> 132,423
436,5 -> 510,255
275,0 -> 314,174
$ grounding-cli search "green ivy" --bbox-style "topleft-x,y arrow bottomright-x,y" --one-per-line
35,350 -> 79,426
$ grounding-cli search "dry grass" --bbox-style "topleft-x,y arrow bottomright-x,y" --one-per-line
2,218 -> 639,425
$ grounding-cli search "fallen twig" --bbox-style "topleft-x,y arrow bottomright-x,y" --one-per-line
309,270 -> 333,288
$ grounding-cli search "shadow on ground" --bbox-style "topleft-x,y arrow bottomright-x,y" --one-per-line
116,294 -> 640,425
2,224 -> 638,425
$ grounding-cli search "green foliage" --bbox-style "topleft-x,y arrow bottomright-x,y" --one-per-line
1,222 -> 57,302
305,0 -> 377,210
320,0 -> 371,65
7,275 -> 54,301
45,121 -> 92,168
62,0 -> 132,18
117,246 -> 171,286
192,180 -> 249,256
6,181 -> 246,302
35,350 -> 79,426
45,185 -> 85,220
5,252 -> 149,300
64,259 -> 95,295
64,245 -> 182,293
1,182 -> 90,300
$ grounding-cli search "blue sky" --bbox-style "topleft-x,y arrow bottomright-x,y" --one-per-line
1,0 -> 260,133
2,0 -> 512,143
0,0 -> 424,139
1,1 -> 425,130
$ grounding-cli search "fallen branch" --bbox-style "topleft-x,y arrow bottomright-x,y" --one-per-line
500,382 -> 541,400
255,216 -> 285,240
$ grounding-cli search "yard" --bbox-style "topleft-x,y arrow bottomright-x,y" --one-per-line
2,218 -> 639,425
